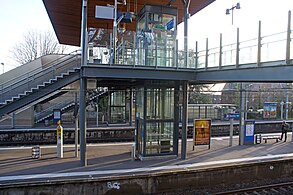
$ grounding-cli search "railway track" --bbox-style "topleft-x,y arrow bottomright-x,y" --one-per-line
215,182 -> 293,195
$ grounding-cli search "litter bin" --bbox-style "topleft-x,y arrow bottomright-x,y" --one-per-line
32,145 -> 41,159
255,134 -> 261,144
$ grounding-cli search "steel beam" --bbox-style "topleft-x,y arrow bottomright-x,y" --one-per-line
82,66 -> 196,81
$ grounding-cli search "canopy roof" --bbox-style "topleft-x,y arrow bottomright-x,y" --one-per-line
43,0 -> 215,46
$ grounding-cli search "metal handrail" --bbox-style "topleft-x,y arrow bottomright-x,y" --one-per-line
0,57 -> 79,98
0,50 -> 81,103
0,50 -> 80,90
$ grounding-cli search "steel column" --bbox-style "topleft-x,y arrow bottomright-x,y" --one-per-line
236,28 -> 240,68
257,21 -> 261,66
130,88 -> 133,126
182,0 -> 190,68
11,112 -> 14,129
239,83 -> 245,145
75,92 -> 79,158
176,39 -> 179,69
195,41 -> 198,69
174,83 -> 180,156
79,0 -> 88,166
285,83 -> 289,119
219,33 -> 222,69
205,38 -> 208,70
181,81 -> 188,159
286,11 -> 291,65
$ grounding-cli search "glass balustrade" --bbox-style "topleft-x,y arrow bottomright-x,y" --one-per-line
84,16 -> 292,70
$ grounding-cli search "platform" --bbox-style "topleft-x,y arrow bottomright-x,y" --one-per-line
0,133 -> 292,185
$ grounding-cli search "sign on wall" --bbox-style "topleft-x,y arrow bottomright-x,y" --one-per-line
263,102 -> 277,119
193,119 -> 211,150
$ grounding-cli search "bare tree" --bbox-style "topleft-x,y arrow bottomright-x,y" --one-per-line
10,29 -> 67,65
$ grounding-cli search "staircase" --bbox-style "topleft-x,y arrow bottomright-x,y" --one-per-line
0,52 -> 81,117
34,88 -> 108,124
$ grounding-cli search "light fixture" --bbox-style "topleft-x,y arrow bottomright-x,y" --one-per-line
225,3 -> 241,25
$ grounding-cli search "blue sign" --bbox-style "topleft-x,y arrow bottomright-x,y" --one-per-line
225,113 -> 240,119
166,19 -> 174,30
244,120 -> 255,145
53,109 -> 61,124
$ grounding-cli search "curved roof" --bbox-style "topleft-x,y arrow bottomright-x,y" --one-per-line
43,0 -> 215,46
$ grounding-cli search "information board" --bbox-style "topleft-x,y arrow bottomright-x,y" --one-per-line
193,119 -> 211,150
244,120 -> 255,145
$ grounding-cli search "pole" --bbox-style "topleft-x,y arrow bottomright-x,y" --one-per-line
130,88 -> 133,126
79,0 -> 88,166
239,83 -> 245,145
113,0 -> 118,64
281,102 -> 284,120
181,82 -> 188,159
181,0 -> 190,160
257,21 -> 261,66
291,122 -> 293,142
219,33 -> 222,69
182,0 -> 190,68
75,92 -> 78,158
96,97 -> 99,127
229,118 -> 233,146
285,83 -> 289,119
75,116 -> 79,158
286,11 -> 291,65
11,112 -> 15,129
236,28 -> 239,68
57,121 -> 63,158
231,8 -> 234,25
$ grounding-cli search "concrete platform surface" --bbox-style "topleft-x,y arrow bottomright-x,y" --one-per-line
0,133 -> 292,184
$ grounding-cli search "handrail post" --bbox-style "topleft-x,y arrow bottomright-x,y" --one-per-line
205,38 -> 208,70
286,10 -> 291,65
176,39 -> 179,69
236,28 -> 240,68
219,33 -> 222,69
195,41 -> 198,69
257,21 -> 261,66
133,32 -> 136,66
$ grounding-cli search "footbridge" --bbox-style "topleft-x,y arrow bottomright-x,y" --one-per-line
1,16 -> 292,117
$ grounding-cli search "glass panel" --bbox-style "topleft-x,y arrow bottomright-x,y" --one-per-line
111,91 -> 125,106
110,107 -> 125,123
136,6 -> 177,67
145,122 -> 173,155
146,88 -> 174,119
136,15 -> 146,65
136,88 -> 144,119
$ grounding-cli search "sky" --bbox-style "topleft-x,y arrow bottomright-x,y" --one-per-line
0,0 -> 292,73
178,0 -> 293,49
0,0 -> 53,73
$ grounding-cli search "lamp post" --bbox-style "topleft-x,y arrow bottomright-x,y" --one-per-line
226,3 -> 241,25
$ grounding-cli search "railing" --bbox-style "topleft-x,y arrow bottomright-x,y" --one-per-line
34,87 -> 108,123
34,96 -> 76,123
0,50 -> 81,104
88,13 -> 292,70
88,27 -> 292,69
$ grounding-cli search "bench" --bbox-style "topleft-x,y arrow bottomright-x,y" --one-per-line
262,136 -> 281,143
